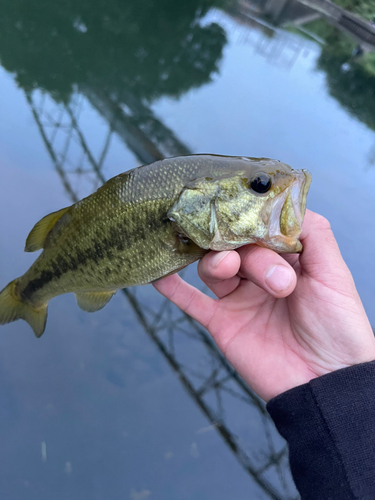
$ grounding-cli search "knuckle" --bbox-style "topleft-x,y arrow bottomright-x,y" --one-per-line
197,257 -> 212,281
311,212 -> 331,231
239,246 -> 263,276
242,250 -> 255,270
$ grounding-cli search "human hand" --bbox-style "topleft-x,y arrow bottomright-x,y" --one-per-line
153,210 -> 375,402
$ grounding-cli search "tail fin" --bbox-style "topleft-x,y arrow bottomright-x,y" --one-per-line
0,280 -> 48,338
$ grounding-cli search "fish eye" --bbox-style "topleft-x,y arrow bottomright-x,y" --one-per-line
250,173 -> 272,194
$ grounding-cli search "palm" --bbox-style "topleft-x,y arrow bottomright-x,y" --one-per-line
154,211 -> 375,401
206,270 -> 359,400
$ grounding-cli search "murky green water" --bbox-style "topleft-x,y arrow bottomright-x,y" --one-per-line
1,1 -> 375,499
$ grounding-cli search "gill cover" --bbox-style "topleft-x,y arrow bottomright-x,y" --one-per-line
168,177 -> 243,251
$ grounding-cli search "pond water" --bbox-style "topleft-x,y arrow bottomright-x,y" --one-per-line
1,1 -> 375,499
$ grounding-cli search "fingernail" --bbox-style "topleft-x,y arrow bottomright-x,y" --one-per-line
265,265 -> 293,292
210,251 -> 231,269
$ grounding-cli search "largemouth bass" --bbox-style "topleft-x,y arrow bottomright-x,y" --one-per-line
0,154 -> 311,337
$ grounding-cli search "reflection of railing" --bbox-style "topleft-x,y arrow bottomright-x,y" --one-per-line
25,89 -> 298,500
229,0 -> 375,50
274,0 -> 375,48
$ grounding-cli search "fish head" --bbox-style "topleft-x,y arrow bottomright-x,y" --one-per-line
213,158 -> 312,252
168,157 -> 312,253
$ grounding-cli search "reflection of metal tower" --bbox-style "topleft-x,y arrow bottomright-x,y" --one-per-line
26,89 -> 298,500
26,89 -> 191,200
82,87 -> 191,165
216,3 -> 319,71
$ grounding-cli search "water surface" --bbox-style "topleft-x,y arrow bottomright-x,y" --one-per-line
1,1 -> 375,499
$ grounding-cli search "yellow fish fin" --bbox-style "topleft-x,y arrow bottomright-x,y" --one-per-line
75,290 -> 116,312
25,206 -> 71,252
0,279 -> 48,338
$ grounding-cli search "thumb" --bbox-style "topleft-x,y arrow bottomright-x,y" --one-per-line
299,210 -> 355,291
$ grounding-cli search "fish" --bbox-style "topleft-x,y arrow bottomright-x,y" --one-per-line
0,154 -> 311,337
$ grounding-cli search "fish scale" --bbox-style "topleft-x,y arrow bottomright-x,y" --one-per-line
19,158 -> 205,301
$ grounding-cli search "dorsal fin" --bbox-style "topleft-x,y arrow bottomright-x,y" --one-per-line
25,206 -> 71,252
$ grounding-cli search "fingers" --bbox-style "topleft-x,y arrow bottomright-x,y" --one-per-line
155,210 -> 339,315
236,246 -> 297,297
152,273 -> 217,329
199,246 -> 297,299
281,253 -> 300,268
198,251 -> 241,298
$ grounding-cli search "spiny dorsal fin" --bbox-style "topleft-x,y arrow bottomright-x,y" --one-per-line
75,291 -> 116,313
25,206 -> 71,252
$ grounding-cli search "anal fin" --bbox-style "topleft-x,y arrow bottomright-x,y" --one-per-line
75,291 -> 116,312
25,206 -> 71,252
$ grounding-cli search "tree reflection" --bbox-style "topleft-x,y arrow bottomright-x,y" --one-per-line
314,22 -> 375,133
299,18 -> 375,137
318,50 -> 375,132
244,0 -> 375,154
0,0 -> 226,102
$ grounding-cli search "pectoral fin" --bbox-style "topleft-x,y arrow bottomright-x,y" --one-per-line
75,291 -> 116,312
25,206 -> 71,252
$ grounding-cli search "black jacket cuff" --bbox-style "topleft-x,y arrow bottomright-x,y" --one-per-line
267,361 -> 375,500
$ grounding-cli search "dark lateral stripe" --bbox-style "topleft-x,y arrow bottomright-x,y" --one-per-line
22,214 -> 169,297
21,270 -> 55,299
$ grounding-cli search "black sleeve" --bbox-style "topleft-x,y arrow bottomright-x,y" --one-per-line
266,362 -> 375,500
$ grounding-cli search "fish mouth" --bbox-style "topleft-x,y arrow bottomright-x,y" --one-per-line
268,169 -> 312,252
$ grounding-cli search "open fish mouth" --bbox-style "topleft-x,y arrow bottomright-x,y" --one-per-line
268,169 -> 312,252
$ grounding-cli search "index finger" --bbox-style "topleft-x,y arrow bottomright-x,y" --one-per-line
152,274 -> 217,329
198,250 -> 241,298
